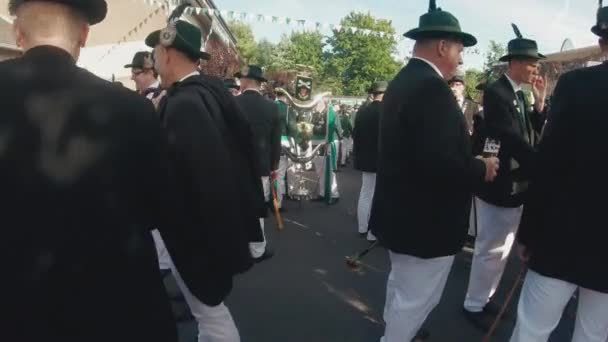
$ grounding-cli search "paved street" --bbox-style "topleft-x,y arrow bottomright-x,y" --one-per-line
174,164 -> 577,342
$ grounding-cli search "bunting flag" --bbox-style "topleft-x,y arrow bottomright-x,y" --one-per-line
99,0 -> 402,62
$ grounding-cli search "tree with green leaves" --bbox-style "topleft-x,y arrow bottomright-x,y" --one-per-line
324,12 -> 402,95
464,68 -> 484,102
228,21 -> 257,64
483,40 -> 507,83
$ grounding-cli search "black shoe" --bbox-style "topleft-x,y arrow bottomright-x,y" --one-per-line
412,329 -> 430,342
254,247 -> 275,264
463,308 -> 496,333
358,232 -> 368,238
328,198 -> 340,205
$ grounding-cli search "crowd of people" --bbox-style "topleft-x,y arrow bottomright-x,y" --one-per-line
1,0 -> 607,341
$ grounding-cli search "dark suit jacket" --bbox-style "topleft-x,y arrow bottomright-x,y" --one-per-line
0,46 -> 177,341
157,74 -> 264,306
235,90 -> 281,176
476,75 -> 545,207
460,98 -> 480,134
369,59 -> 487,258
518,62 -> 608,293
353,100 -> 381,173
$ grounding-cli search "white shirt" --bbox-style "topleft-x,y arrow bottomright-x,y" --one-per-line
144,80 -> 161,100
179,71 -> 200,82
242,88 -> 261,94
411,57 -> 443,78
505,74 -> 522,94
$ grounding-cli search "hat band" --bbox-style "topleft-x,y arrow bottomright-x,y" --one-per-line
414,25 -> 464,34
507,48 -> 541,57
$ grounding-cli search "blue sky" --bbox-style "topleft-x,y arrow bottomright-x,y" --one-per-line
216,0 -> 600,69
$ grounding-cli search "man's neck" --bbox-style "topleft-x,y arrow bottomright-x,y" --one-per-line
243,87 -> 261,93
25,41 -> 79,61
506,70 -> 522,87
412,53 -> 445,79
165,67 -> 198,86
143,78 -> 159,90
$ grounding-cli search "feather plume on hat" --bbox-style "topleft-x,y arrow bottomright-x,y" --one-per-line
511,23 -> 523,38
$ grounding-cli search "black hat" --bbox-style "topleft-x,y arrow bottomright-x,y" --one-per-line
9,0 -> 107,25
145,20 -> 211,61
234,65 -> 267,83
223,78 -> 240,89
404,0 -> 477,47
499,24 -> 546,62
475,82 -> 487,91
592,0 -> 608,37
124,51 -> 154,69
368,81 -> 388,94
448,69 -> 465,84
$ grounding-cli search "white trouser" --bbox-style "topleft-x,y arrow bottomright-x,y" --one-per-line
340,140 -> 348,165
277,156 -> 289,208
357,172 -> 376,240
151,230 -> 241,342
468,198 -> 477,237
381,252 -> 455,342
313,155 -> 339,199
464,197 -> 523,312
510,270 -> 608,342
249,177 -> 269,258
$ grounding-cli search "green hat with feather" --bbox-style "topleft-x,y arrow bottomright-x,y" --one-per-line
499,24 -> 546,62
403,0 -> 477,47
592,0 -> 608,37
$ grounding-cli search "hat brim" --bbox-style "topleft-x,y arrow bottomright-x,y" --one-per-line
404,28 -> 477,47
498,53 -> 546,62
9,0 -> 107,24
145,30 -> 211,60
235,72 -> 267,83
592,25 -> 608,37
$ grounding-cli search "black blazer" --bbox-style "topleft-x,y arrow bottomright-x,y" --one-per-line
476,75 -> 545,207
158,74 -> 264,306
519,62 -> 608,293
0,46 -> 177,341
235,90 -> 281,176
353,100 -> 381,172
369,59 -> 487,258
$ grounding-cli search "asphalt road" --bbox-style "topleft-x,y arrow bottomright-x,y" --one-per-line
173,164 -> 577,342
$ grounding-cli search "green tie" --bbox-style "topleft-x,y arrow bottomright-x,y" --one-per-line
516,90 -> 530,142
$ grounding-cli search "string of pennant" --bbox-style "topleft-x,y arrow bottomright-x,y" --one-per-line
98,0 -> 402,62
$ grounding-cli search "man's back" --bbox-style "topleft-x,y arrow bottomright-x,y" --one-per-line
353,101 -> 381,173
0,46 -> 176,341
370,58 -> 485,258
235,90 -> 281,176
519,62 -> 608,292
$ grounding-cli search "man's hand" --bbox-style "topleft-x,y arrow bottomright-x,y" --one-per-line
532,75 -> 547,112
477,156 -> 499,182
517,244 -> 530,263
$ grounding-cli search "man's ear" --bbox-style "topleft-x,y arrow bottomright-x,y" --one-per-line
79,24 -> 90,48
13,22 -> 24,48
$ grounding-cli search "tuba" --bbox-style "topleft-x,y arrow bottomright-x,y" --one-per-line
275,88 -> 332,150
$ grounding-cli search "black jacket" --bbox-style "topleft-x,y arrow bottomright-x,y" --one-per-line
353,100 -> 381,172
476,75 -> 545,207
518,62 -> 608,293
0,46 -> 177,342
157,74 -> 264,306
235,90 -> 281,176
369,59 -> 487,258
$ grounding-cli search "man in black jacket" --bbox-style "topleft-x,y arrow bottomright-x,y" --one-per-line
463,24 -> 547,331
1,1 -> 177,341
125,51 -> 162,100
509,4 -> 608,341
235,65 -> 281,261
146,16 -> 264,342
368,1 -> 498,340
353,81 -> 387,242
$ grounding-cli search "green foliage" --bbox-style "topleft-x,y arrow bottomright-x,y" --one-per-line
228,21 -> 257,64
325,12 -> 402,95
483,40 -> 507,83
464,68 -> 484,102
227,12 -> 403,96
